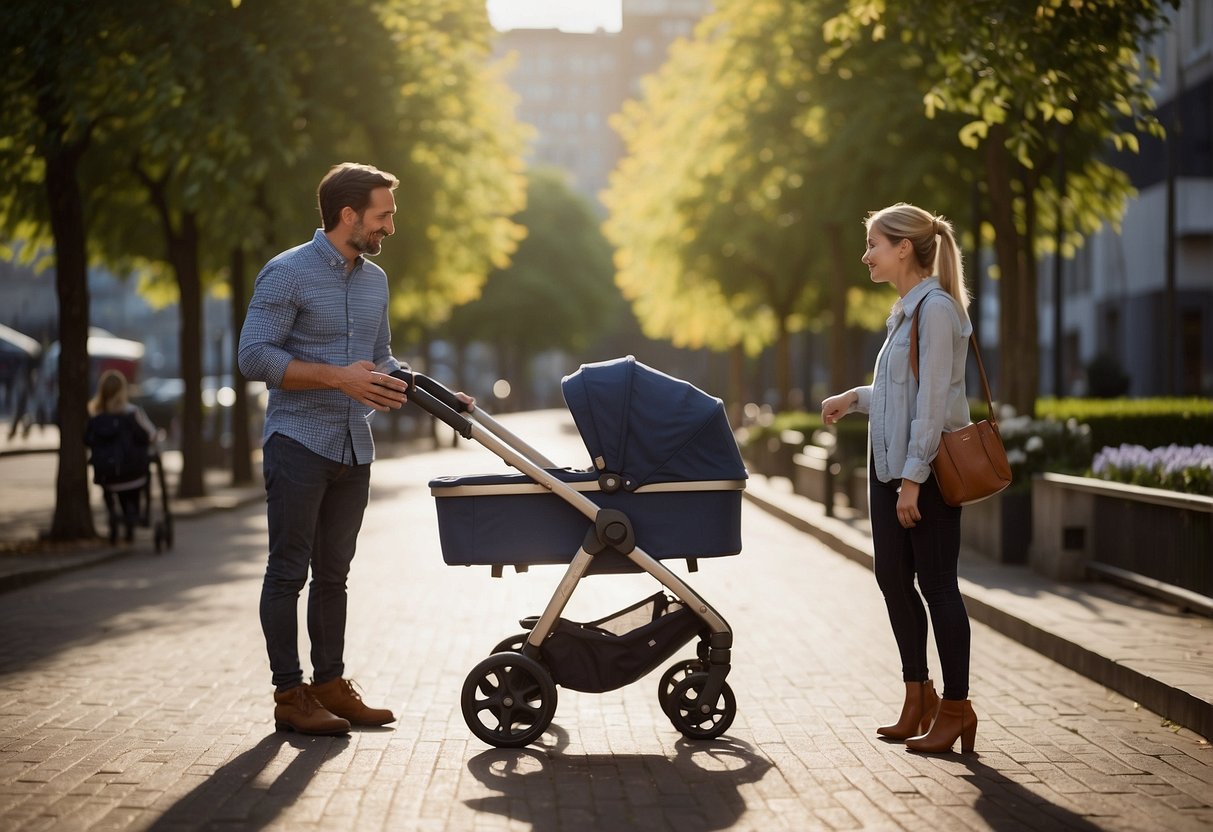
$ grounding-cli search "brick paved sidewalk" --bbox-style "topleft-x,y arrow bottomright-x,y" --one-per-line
0,410 -> 1210,830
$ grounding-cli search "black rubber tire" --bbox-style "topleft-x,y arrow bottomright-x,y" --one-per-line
461,652 -> 557,748
657,659 -> 704,717
667,672 -> 736,740
490,633 -> 529,655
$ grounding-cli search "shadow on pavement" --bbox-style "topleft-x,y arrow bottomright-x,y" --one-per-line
959,755 -> 1106,831
146,731 -> 349,831
0,504 -> 268,675
465,724 -> 772,831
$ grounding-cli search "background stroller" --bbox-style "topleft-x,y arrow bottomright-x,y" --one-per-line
85,408 -> 173,552
407,356 -> 746,748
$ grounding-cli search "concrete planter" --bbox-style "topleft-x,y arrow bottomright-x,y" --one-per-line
1030,473 -> 1213,600
792,445 -> 835,509
961,489 -> 1032,564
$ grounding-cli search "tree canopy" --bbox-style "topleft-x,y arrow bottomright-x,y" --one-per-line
447,167 -> 619,405
0,0 -> 527,530
824,0 -> 1175,413
604,0 -> 977,404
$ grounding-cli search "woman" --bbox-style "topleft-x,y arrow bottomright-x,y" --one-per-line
86,370 -> 158,542
821,203 -> 977,753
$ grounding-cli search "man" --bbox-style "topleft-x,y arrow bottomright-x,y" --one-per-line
238,162 -> 416,735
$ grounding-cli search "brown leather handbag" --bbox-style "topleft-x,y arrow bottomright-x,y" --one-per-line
910,299 -> 1012,507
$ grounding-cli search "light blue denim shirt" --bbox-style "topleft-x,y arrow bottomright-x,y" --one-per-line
848,278 -> 972,484
238,229 -> 403,466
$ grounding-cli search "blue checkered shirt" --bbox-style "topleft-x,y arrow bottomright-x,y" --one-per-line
238,229 -> 403,465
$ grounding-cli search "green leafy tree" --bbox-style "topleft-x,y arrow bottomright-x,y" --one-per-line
0,0 -> 152,539
824,0 -> 1175,415
447,168 -> 618,408
93,0 -> 524,495
605,0 -> 976,406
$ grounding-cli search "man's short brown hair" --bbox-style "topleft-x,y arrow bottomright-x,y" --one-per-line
317,163 -> 399,231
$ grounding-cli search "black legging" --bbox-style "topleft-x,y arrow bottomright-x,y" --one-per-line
869,457 -> 970,701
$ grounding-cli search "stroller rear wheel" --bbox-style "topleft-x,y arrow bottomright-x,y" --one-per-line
461,652 -> 557,748
667,672 -> 736,740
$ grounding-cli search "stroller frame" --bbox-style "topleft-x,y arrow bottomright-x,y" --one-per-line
406,371 -> 737,748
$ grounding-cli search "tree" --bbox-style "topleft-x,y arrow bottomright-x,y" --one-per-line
605,0 -> 977,406
89,0 -> 526,495
825,0 -> 1175,414
0,0 -> 151,539
446,168 -> 619,408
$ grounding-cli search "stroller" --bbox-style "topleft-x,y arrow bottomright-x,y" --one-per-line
85,411 -> 174,553
407,356 -> 746,749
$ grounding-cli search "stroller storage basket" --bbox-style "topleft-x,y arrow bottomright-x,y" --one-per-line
539,592 -> 703,693
430,470 -> 744,571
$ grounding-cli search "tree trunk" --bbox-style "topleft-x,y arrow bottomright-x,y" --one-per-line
1017,172 -> 1040,418
169,212 -> 206,497
984,129 -> 1027,416
35,81 -> 95,541
229,245 -> 253,485
44,139 -> 96,540
825,222 -> 851,395
729,345 -> 745,427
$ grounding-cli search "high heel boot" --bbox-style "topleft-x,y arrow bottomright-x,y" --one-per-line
876,680 -> 941,740
905,698 -> 977,753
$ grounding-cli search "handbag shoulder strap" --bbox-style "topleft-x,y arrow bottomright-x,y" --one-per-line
909,293 -> 999,428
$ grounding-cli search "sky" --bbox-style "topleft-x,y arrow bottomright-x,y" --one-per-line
486,0 -> 622,33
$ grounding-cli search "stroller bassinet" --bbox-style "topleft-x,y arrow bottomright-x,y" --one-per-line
430,357 -> 746,573
407,357 -> 746,749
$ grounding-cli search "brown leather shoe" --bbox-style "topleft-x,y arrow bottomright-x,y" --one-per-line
273,685 -> 350,735
309,677 -> 395,726
905,698 -> 978,754
877,680 -> 941,741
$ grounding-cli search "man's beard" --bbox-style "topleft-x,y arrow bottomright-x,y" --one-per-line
348,220 -> 384,256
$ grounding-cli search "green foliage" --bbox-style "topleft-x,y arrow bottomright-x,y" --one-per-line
604,0 -> 978,403
1038,397 -> 1213,451
823,0 -> 1177,414
446,167 -> 619,356
738,408 -> 868,466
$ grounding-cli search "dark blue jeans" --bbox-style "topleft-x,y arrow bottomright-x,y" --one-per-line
260,433 -> 371,692
869,459 -> 970,701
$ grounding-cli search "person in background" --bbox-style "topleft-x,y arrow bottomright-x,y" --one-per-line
85,369 -> 157,542
239,162 -> 471,736
820,202 -> 978,754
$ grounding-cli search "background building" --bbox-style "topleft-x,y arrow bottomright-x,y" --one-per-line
493,0 -> 708,209
1040,0 -> 1213,397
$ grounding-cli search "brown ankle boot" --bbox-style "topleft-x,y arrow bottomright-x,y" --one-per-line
905,698 -> 977,753
273,685 -> 350,735
309,677 -> 395,726
877,680 -> 941,740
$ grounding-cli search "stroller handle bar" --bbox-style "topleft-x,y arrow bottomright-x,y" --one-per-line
394,370 -> 560,468
393,370 -> 474,438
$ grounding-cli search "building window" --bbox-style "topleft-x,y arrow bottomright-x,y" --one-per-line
1183,0 -> 1212,61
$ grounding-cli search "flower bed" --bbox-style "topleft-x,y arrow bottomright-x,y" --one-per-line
1091,444 -> 1213,496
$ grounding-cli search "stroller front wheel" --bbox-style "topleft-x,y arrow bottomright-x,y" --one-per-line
489,633 -> 529,655
667,672 -> 736,740
461,652 -> 557,749
657,659 -> 705,718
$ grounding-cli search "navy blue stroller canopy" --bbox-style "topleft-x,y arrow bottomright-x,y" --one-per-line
561,357 -> 747,490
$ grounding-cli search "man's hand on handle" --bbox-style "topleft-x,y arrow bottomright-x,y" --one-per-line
340,360 -> 409,412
